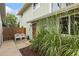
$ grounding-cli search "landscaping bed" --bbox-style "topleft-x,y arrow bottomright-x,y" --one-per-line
19,47 -> 40,56
20,29 -> 79,56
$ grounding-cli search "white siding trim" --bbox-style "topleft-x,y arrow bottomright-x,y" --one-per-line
68,15 -> 70,35
0,14 -> 3,46
49,3 -> 52,13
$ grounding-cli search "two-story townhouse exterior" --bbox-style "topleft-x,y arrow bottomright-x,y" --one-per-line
0,3 -> 5,46
18,3 -> 79,39
18,3 -> 55,39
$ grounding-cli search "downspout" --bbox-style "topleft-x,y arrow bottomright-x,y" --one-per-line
0,14 -> 3,46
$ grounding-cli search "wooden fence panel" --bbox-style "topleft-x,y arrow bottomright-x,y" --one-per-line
3,27 -> 26,41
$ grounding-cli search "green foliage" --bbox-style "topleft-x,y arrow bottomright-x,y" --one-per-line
31,10 -> 79,56
16,22 -> 20,28
31,28 -> 79,56
6,14 -> 17,27
31,28 -> 47,51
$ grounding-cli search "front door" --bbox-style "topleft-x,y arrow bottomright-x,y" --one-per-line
32,23 -> 36,38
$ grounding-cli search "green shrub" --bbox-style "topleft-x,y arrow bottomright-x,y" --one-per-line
31,29 -> 79,56
31,28 -> 47,52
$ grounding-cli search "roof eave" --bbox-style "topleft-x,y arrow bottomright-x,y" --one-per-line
17,3 -> 32,15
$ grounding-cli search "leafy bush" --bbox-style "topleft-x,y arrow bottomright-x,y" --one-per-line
6,14 -> 17,27
31,29 -> 79,56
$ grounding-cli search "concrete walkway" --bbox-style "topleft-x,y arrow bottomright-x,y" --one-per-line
0,39 -> 31,56
15,39 -> 31,49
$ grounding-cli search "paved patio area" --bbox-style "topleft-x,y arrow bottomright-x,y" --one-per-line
15,39 -> 31,49
0,39 -> 31,56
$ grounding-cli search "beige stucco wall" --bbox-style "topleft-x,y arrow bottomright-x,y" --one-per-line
19,6 -> 32,39
0,14 -> 3,46
32,3 -> 51,20
22,3 -> 51,22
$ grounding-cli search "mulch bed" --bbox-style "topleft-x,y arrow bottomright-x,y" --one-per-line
19,47 -> 40,56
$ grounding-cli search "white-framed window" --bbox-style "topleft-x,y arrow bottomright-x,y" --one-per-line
59,16 -> 69,34
57,3 -> 74,9
57,3 -> 62,8
32,3 -> 40,10
70,14 -> 79,35
66,3 -> 74,6
59,13 -> 79,35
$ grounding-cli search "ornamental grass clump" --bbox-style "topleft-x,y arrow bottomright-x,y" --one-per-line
31,29 -> 79,56
31,28 -> 47,52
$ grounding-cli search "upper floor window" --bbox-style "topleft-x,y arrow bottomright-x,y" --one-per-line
57,3 -> 61,8
57,3 -> 74,9
32,3 -> 40,10
66,3 -> 74,6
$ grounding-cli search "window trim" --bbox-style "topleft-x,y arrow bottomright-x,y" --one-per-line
57,3 -> 61,8
59,16 -> 69,34
69,12 -> 79,35
58,12 -> 79,35
66,3 -> 74,7
70,13 -> 79,35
